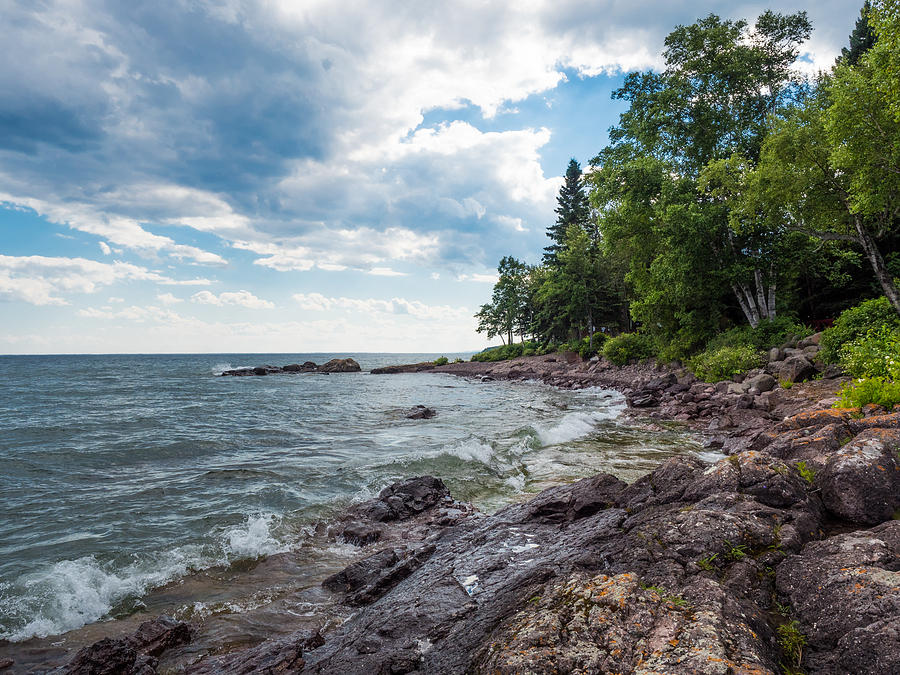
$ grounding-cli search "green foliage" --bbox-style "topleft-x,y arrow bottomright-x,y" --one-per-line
602,333 -> 654,366
471,343 -> 528,362
819,297 -> 900,363
836,376 -> 900,409
697,553 -> 719,571
723,540 -> 750,561
795,461 -> 816,485
780,379 -> 794,389
840,1 -> 877,66
705,317 -> 811,352
433,356 -> 449,366
838,325 -> 900,378
544,159 -> 591,267
777,620 -> 807,670
688,345 -> 763,382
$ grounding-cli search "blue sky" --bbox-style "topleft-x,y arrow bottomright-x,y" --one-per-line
0,0 -> 860,353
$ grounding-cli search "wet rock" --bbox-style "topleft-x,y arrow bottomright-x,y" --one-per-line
776,521 -> 900,673
338,520 -> 383,546
59,639 -> 156,675
405,405 -> 436,419
819,428 -> 900,524
628,391 -> 657,408
349,476 -> 451,523
519,472 -> 626,523
318,358 -> 361,373
283,362 -> 317,372
58,617 -> 192,675
323,543 -> 437,606
186,629 -> 324,674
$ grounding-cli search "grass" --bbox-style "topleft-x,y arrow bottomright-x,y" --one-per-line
795,461 -> 815,485
723,540 -> 749,561
696,553 -> 718,571
777,620 -> 807,671
780,378 -> 794,389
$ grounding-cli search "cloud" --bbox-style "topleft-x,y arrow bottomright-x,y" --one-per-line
293,292 -> 468,320
457,272 -> 499,283
0,254 -> 212,306
191,289 -> 274,309
98,241 -> 111,255
156,292 -> 182,305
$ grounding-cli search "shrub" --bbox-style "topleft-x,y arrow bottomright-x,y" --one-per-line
835,376 -> 900,409
433,356 -> 449,366
688,345 -> 763,382
705,316 -> 811,353
819,297 -> 900,363
470,342 -> 531,362
838,325 -> 900,379
602,333 -> 654,366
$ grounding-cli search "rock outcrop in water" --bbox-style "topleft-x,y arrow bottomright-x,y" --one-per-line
220,358 -> 360,376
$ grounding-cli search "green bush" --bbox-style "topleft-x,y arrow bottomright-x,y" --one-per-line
705,316 -> 811,353
819,297 -> 900,363
838,325 -> 900,378
602,333 -> 654,366
470,342 -> 531,362
688,345 -> 763,382
433,356 -> 449,366
835,376 -> 900,409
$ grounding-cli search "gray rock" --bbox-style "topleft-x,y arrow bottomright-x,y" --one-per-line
820,428 -> 900,524
778,356 -> 817,384
746,373 -> 776,393
318,358 -> 361,373
768,347 -> 785,362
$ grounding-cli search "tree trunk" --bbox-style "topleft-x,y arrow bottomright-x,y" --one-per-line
767,263 -> 777,319
853,215 -> 900,317
732,283 -> 760,327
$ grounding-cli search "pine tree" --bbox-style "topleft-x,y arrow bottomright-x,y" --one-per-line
841,2 -> 877,65
543,159 -> 590,267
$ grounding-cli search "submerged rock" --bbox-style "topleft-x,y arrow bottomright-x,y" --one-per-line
405,405 -> 436,419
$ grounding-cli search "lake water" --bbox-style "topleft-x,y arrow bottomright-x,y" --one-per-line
0,353 -> 701,654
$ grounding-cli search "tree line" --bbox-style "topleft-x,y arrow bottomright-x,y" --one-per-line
476,1 -> 900,362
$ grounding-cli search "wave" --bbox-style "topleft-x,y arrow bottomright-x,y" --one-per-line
0,514 -> 288,642
532,410 -> 612,447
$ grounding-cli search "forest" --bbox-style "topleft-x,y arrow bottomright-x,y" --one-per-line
474,1 -> 900,408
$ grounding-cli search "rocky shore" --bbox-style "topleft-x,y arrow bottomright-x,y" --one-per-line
41,347 -> 900,674
220,358 -> 361,376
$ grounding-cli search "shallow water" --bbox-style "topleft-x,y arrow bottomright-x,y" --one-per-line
0,352 -> 702,662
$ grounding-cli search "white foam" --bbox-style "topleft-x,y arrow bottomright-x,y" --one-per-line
533,411 -> 608,447
223,514 -> 288,559
211,363 -> 234,375
445,439 -> 495,465
694,449 -> 728,464
0,551 -> 195,642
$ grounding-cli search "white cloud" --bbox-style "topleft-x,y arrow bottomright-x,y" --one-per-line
0,255 -> 211,306
457,272 -> 499,283
369,267 -> 406,277
191,290 -> 274,309
292,292 -> 468,320
156,292 -> 182,305
99,242 -> 111,255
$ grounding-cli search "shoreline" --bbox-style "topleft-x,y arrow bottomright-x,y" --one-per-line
12,354 -> 900,674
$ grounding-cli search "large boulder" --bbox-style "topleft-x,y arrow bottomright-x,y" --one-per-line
819,428 -> 900,524
776,521 -> 900,673
318,358 -> 361,373
778,356 -> 817,384
185,629 -> 323,674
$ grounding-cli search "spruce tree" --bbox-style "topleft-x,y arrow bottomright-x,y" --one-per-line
543,159 -> 590,267
840,2 -> 876,65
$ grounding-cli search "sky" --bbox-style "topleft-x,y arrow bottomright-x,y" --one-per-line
0,0 -> 862,354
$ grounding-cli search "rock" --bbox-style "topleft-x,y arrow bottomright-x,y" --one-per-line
323,543 -> 436,606
283,362 -> 317,372
746,373 -> 776,393
521,472 -> 626,523
727,382 -> 750,395
0,659 -> 12,671
58,616 -> 192,674
186,629 -> 323,674
819,428 -> 900,524
628,391 -> 657,407
59,639 -> 156,675
405,405 -> 436,419
802,345 -> 820,360
778,356 -> 817,384
318,358 -> 361,373
349,476 -> 450,523
776,521 -> 900,673
768,346 -> 785,362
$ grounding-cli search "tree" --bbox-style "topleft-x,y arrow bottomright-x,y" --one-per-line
474,257 -> 531,346
590,11 -> 812,345
543,159 -> 590,267
840,2 -> 877,66
753,76 -> 900,316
